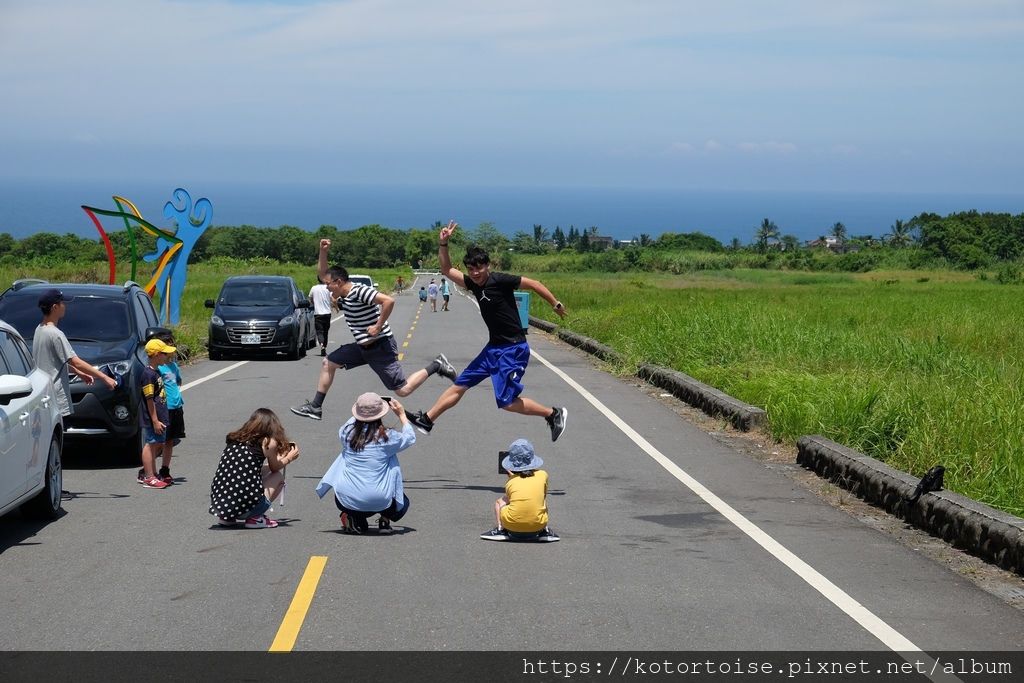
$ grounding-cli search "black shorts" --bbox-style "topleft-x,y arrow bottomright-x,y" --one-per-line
166,407 -> 186,440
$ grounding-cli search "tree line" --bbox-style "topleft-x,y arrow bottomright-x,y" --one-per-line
1,210 -> 1021,274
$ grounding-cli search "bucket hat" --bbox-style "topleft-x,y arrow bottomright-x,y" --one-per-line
501,438 -> 543,472
352,392 -> 389,422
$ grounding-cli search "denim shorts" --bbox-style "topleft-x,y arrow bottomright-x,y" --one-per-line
143,425 -> 167,445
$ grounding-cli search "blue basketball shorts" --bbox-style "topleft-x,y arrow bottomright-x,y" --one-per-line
454,342 -> 530,409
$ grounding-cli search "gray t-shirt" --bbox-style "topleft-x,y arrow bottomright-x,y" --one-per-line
32,323 -> 75,416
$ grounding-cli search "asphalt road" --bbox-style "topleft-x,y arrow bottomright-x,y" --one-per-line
2,280 -> 1023,652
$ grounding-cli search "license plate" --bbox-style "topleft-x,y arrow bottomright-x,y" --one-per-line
241,334 -> 261,344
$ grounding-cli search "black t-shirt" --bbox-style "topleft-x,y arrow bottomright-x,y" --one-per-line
463,271 -> 525,346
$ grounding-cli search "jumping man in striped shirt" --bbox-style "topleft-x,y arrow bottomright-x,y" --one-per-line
291,239 -> 457,421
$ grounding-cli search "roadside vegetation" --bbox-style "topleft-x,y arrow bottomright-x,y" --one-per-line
1,207 -> 1021,514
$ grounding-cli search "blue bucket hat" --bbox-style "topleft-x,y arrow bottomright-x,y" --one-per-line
501,438 -> 543,472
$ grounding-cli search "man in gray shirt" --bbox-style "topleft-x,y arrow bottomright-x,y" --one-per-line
33,288 -> 117,416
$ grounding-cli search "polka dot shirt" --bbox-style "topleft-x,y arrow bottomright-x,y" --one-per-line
209,441 -> 264,519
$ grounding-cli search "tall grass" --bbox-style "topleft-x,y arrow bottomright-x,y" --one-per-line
526,270 -> 1024,516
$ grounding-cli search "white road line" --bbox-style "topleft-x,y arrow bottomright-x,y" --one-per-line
531,348 -> 922,653
179,361 -> 248,393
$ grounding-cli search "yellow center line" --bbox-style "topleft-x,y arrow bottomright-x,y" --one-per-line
269,555 -> 328,652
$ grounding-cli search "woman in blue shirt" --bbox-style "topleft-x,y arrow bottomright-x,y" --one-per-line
316,392 -> 416,533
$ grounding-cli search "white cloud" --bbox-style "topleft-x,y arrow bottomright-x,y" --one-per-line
737,141 -> 798,154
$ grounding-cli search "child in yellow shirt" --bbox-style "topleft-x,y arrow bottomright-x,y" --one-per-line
480,438 -> 559,542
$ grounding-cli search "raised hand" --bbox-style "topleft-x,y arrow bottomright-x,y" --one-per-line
439,220 -> 458,243
320,238 -> 331,251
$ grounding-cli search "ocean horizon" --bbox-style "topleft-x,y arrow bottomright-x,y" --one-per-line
2,178 -> 1022,246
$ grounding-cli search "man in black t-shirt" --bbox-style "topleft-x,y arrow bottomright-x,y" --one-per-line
405,221 -> 570,442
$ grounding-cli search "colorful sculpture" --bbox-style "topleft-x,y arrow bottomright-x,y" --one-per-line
81,188 -> 212,325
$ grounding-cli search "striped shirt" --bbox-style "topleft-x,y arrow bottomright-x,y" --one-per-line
341,283 -> 392,345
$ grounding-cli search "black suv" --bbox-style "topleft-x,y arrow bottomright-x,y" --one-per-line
0,279 -> 167,459
205,275 -> 315,360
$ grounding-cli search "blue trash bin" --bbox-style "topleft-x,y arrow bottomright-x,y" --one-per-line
513,291 -> 530,333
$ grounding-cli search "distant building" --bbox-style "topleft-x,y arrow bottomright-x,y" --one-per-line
805,236 -> 841,251
590,235 -> 615,250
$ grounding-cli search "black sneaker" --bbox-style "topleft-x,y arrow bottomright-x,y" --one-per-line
480,527 -> 510,541
378,517 -> 393,534
434,353 -> 457,381
320,348 -> 327,357
158,466 -> 173,485
290,401 -> 323,420
405,409 -> 433,434
546,407 -> 568,442
537,527 -> 561,542
137,468 -> 146,485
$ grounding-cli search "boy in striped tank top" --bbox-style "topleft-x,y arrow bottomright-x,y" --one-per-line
291,239 -> 457,421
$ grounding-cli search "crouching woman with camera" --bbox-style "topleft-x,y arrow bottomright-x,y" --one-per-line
209,408 -> 299,529
316,392 -> 415,534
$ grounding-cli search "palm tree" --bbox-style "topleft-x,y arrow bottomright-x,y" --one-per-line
887,219 -> 913,248
830,221 -> 847,243
755,218 -> 780,252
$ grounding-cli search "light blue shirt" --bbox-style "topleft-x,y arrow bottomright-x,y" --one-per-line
316,418 -> 416,512
157,360 -> 183,409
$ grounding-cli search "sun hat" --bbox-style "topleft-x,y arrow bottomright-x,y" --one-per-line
352,392 -> 389,422
501,438 -> 543,472
38,288 -> 71,307
144,338 -> 176,356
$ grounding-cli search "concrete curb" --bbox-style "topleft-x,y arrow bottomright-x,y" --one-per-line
529,315 -> 1024,575
798,435 -> 1024,575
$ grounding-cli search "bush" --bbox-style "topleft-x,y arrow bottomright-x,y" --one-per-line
995,262 -> 1022,284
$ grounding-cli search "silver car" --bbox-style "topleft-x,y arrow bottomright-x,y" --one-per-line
0,319 -> 64,520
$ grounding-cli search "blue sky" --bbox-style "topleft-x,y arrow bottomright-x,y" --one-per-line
1,0 -> 1022,193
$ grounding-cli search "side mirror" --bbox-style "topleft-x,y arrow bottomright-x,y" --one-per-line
204,299 -> 215,308
296,299 -> 311,309
0,374 -> 33,405
145,326 -> 172,342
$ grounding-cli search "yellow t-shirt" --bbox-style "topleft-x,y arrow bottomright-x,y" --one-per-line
499,470 -> 549,532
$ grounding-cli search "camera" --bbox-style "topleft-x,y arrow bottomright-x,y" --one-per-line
380,396 -> 393,403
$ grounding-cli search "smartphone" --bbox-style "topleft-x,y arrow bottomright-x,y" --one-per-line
380,396 -> 393,403
288,441 -> 296,450
498,450 -> 510,475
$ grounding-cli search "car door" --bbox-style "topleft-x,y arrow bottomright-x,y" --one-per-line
0,329 -> 43,505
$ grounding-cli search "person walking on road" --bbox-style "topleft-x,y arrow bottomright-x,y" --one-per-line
291,239 -> 458,421
209,408 -> 299,529
440,277 -> 451,311
309,279 -> 334,357
404,221 -> 569,442
427,279 -> 439,312
316,393 -> 416,534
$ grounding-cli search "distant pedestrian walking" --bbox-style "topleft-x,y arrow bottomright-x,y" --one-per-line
427,279 -> 439,312
441,278 -> 451,311
309,279 -> 334,356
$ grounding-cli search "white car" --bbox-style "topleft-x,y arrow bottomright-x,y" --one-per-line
0,319 -> 64,520
348,274 -> 379,289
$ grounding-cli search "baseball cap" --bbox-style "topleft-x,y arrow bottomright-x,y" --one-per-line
145,338 -> 176,356
38,289 -> 71,307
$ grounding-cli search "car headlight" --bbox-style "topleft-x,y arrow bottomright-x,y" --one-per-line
104,360 -> 132,377
211,315 -> 225,326
279,315 -> 296,326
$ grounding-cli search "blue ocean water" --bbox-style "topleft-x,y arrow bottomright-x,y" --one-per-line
1,178 -> 1021,245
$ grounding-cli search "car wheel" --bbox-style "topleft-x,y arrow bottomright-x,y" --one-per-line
287,337 -> 301,360
22,436 -> 63,520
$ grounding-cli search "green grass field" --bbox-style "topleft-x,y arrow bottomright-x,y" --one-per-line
525,269 -> 1024,516
3,261 -> 1021,515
